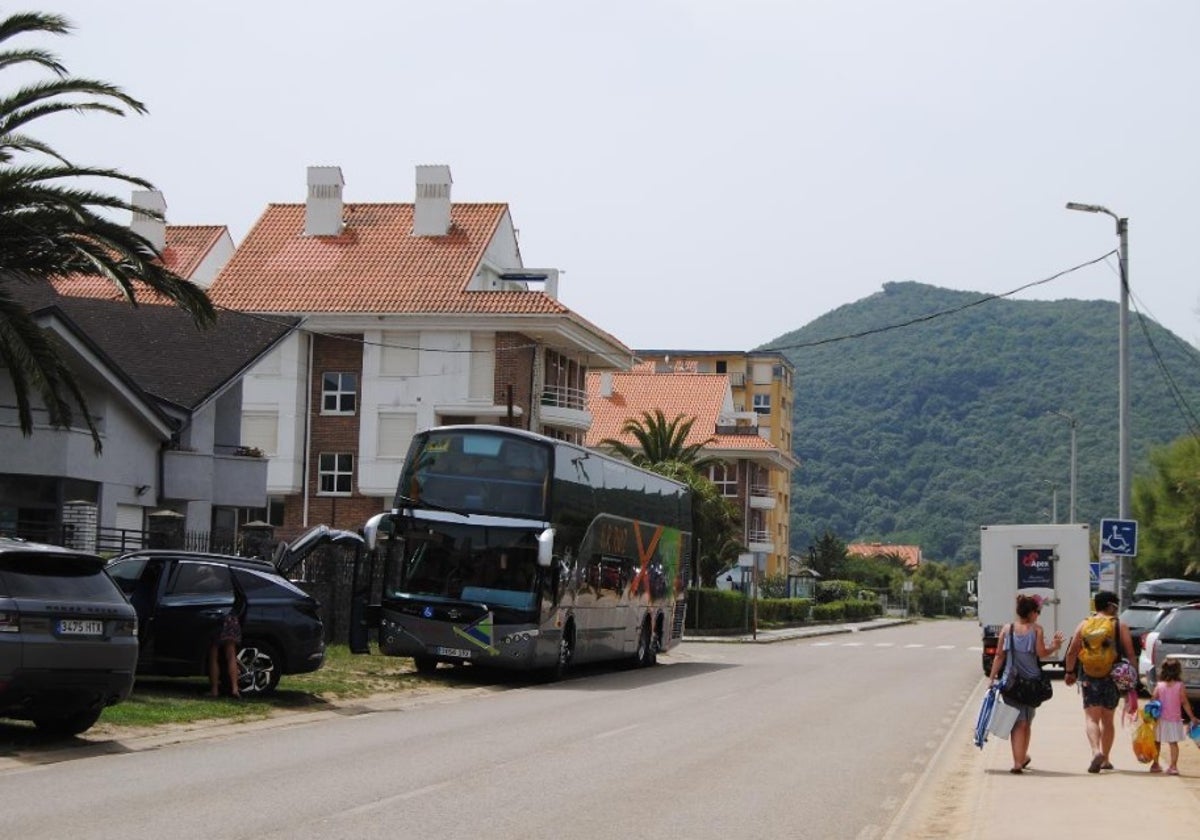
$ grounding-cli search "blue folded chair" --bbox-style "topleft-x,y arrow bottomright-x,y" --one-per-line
974,685 -> 998,749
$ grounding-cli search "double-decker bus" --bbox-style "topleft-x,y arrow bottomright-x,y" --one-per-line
360,425 -> 692,678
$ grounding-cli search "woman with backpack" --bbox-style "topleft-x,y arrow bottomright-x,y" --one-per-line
988,593 -> 1064,773
1063,590 -> 1138,773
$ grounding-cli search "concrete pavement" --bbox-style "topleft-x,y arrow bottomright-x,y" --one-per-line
686,619 -> 1200,838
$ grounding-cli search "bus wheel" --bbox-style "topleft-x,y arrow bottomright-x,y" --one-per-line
413,655 -> 438,676
635,619 -> 655,668
547,623 -> 574,682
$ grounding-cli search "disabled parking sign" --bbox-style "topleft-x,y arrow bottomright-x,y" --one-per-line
1100,518 -> 1138,557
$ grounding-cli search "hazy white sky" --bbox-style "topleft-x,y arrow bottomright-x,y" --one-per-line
25,1 -> 1200,349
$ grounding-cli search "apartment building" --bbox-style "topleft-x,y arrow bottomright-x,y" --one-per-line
585,359 -> 797,578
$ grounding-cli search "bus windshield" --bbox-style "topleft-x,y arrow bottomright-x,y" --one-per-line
399,429 -> 550,519
387,520 -> 541,612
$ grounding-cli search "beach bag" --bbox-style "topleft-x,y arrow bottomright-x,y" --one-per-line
987,698 -> 1019,739
1110,659 -> 1137,692
1078,614 -> 1118,677
1002,671 -> 1053,707
1132,715 -> 1159,764
998,626 -> 1053,707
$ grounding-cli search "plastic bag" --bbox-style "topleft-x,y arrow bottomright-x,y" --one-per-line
1132,717 -> 1159,764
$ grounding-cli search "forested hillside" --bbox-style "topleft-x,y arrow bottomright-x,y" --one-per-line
765,282 -> 1200,566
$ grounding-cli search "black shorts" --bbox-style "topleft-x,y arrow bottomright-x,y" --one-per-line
1080,674 -> 1120,709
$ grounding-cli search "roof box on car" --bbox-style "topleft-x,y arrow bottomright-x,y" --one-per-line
1132,578 -> 1200,604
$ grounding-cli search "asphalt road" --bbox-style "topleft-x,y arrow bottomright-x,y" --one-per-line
0,620 -> 982,840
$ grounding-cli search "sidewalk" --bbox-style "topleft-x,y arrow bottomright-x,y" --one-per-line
684,619 -> 1200,837
895,679 -> 1200,839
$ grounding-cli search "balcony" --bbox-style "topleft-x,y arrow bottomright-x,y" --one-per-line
748,484 -> 776,510
540,385 -> 591,431
746,528 -> 775,555
162,449 -> 268,507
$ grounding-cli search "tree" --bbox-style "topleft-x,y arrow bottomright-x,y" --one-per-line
0,12 -> 214,451
806,530 -> 848,579
596,409 -> 717,470
1132,435 -> 1200,580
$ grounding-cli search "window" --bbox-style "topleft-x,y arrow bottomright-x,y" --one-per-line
241,411 -> 278,456
753,393 -> 772,414
378,413 -> 417,458
318,453 -> 354,495
707,462 -> 738,497
715,360 -> 727,374
380,332 -> 419,376
167,562 -> 233,597
322,372 -> 357,414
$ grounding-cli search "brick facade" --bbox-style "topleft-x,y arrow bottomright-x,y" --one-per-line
494,331 -> 535,430
277,333 -> 383,538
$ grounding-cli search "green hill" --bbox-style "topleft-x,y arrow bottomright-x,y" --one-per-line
765,281 -> 1200,565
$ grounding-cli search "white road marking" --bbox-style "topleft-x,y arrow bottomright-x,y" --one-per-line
874,642 -> 895,647
337,781 -> 452,817
593,724 -> 641,740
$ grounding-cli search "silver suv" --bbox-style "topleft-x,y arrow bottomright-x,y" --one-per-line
0,538 -> 139,735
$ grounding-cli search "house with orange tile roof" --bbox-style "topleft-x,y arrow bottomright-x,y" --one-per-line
846,542 -> 923,570
206,165 -> 633,537
49,190 -> 235,297
584,366 -> 797,578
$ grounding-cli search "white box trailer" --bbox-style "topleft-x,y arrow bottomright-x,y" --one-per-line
977,523 -> 1092,675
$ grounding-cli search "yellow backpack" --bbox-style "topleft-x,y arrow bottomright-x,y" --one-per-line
1077,614 -> 1117,677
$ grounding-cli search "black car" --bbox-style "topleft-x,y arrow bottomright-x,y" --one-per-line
0,538 -> 138,734
105,550 -> 325,694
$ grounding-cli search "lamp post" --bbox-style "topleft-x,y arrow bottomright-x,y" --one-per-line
1066,202 -> 1130,603
1048,410 -> 1078,524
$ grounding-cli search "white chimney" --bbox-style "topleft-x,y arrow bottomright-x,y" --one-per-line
304,166 -> 344,236
599,372 -> 613,397
131,190 -> 167,252
413,165 -> 452,236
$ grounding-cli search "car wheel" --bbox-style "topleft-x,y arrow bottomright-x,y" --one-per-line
237,641 -> 282,695
413,655 -> 439,675
34,707 -> 103,737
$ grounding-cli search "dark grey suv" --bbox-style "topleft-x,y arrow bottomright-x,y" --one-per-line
0,538 -> 138,735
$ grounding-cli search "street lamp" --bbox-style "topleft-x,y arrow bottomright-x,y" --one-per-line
1066,201 -> 1130,603
1048,409 -> 1078,524
1041,480 -> 1058,524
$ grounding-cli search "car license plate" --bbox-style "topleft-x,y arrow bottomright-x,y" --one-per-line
58,619 -> 103,636
435,646 -> 472,659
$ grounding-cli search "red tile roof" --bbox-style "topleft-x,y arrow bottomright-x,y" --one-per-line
585,370 -> 777,452
846,543 -> 924,569
51,225 -> 227,301
206,203 -> 571,315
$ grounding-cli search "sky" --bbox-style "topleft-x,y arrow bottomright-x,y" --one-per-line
22,1 -> 1200,350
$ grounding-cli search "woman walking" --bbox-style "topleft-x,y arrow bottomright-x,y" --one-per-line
988,594 -> 1064,773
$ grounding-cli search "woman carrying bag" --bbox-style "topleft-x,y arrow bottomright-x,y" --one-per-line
988,593 -> 1064,773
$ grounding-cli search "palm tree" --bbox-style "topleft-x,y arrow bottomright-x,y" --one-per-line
0,12 -> 214,451
596,408 -> 717,470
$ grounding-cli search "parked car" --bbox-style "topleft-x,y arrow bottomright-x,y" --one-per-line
0,538 -> 138,735
1142,603 -> 1200,703
1132,578 -> 1200,604
1119,603 -> 1170,659
105,550 -> 325,694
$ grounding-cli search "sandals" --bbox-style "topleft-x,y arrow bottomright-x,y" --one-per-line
1088,754 -> 1104,774
1166,767 -> 1179,776
1150,764 -> 1163,773
1022,757 -> 1032,769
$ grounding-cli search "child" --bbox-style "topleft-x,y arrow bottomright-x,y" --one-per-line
1150,659 -> 1196,775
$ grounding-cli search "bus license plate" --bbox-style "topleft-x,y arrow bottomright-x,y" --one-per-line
435,646 -> 471,659
58,619 -> 103,636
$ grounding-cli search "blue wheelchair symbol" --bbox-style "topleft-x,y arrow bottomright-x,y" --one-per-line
1100,519 -> 1137,556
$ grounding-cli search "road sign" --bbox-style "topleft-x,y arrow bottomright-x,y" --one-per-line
1100,518 -> 1138,557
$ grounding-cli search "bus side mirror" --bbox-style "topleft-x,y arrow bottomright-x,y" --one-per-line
363,512 -> 390,552
536,528 -> 556,567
